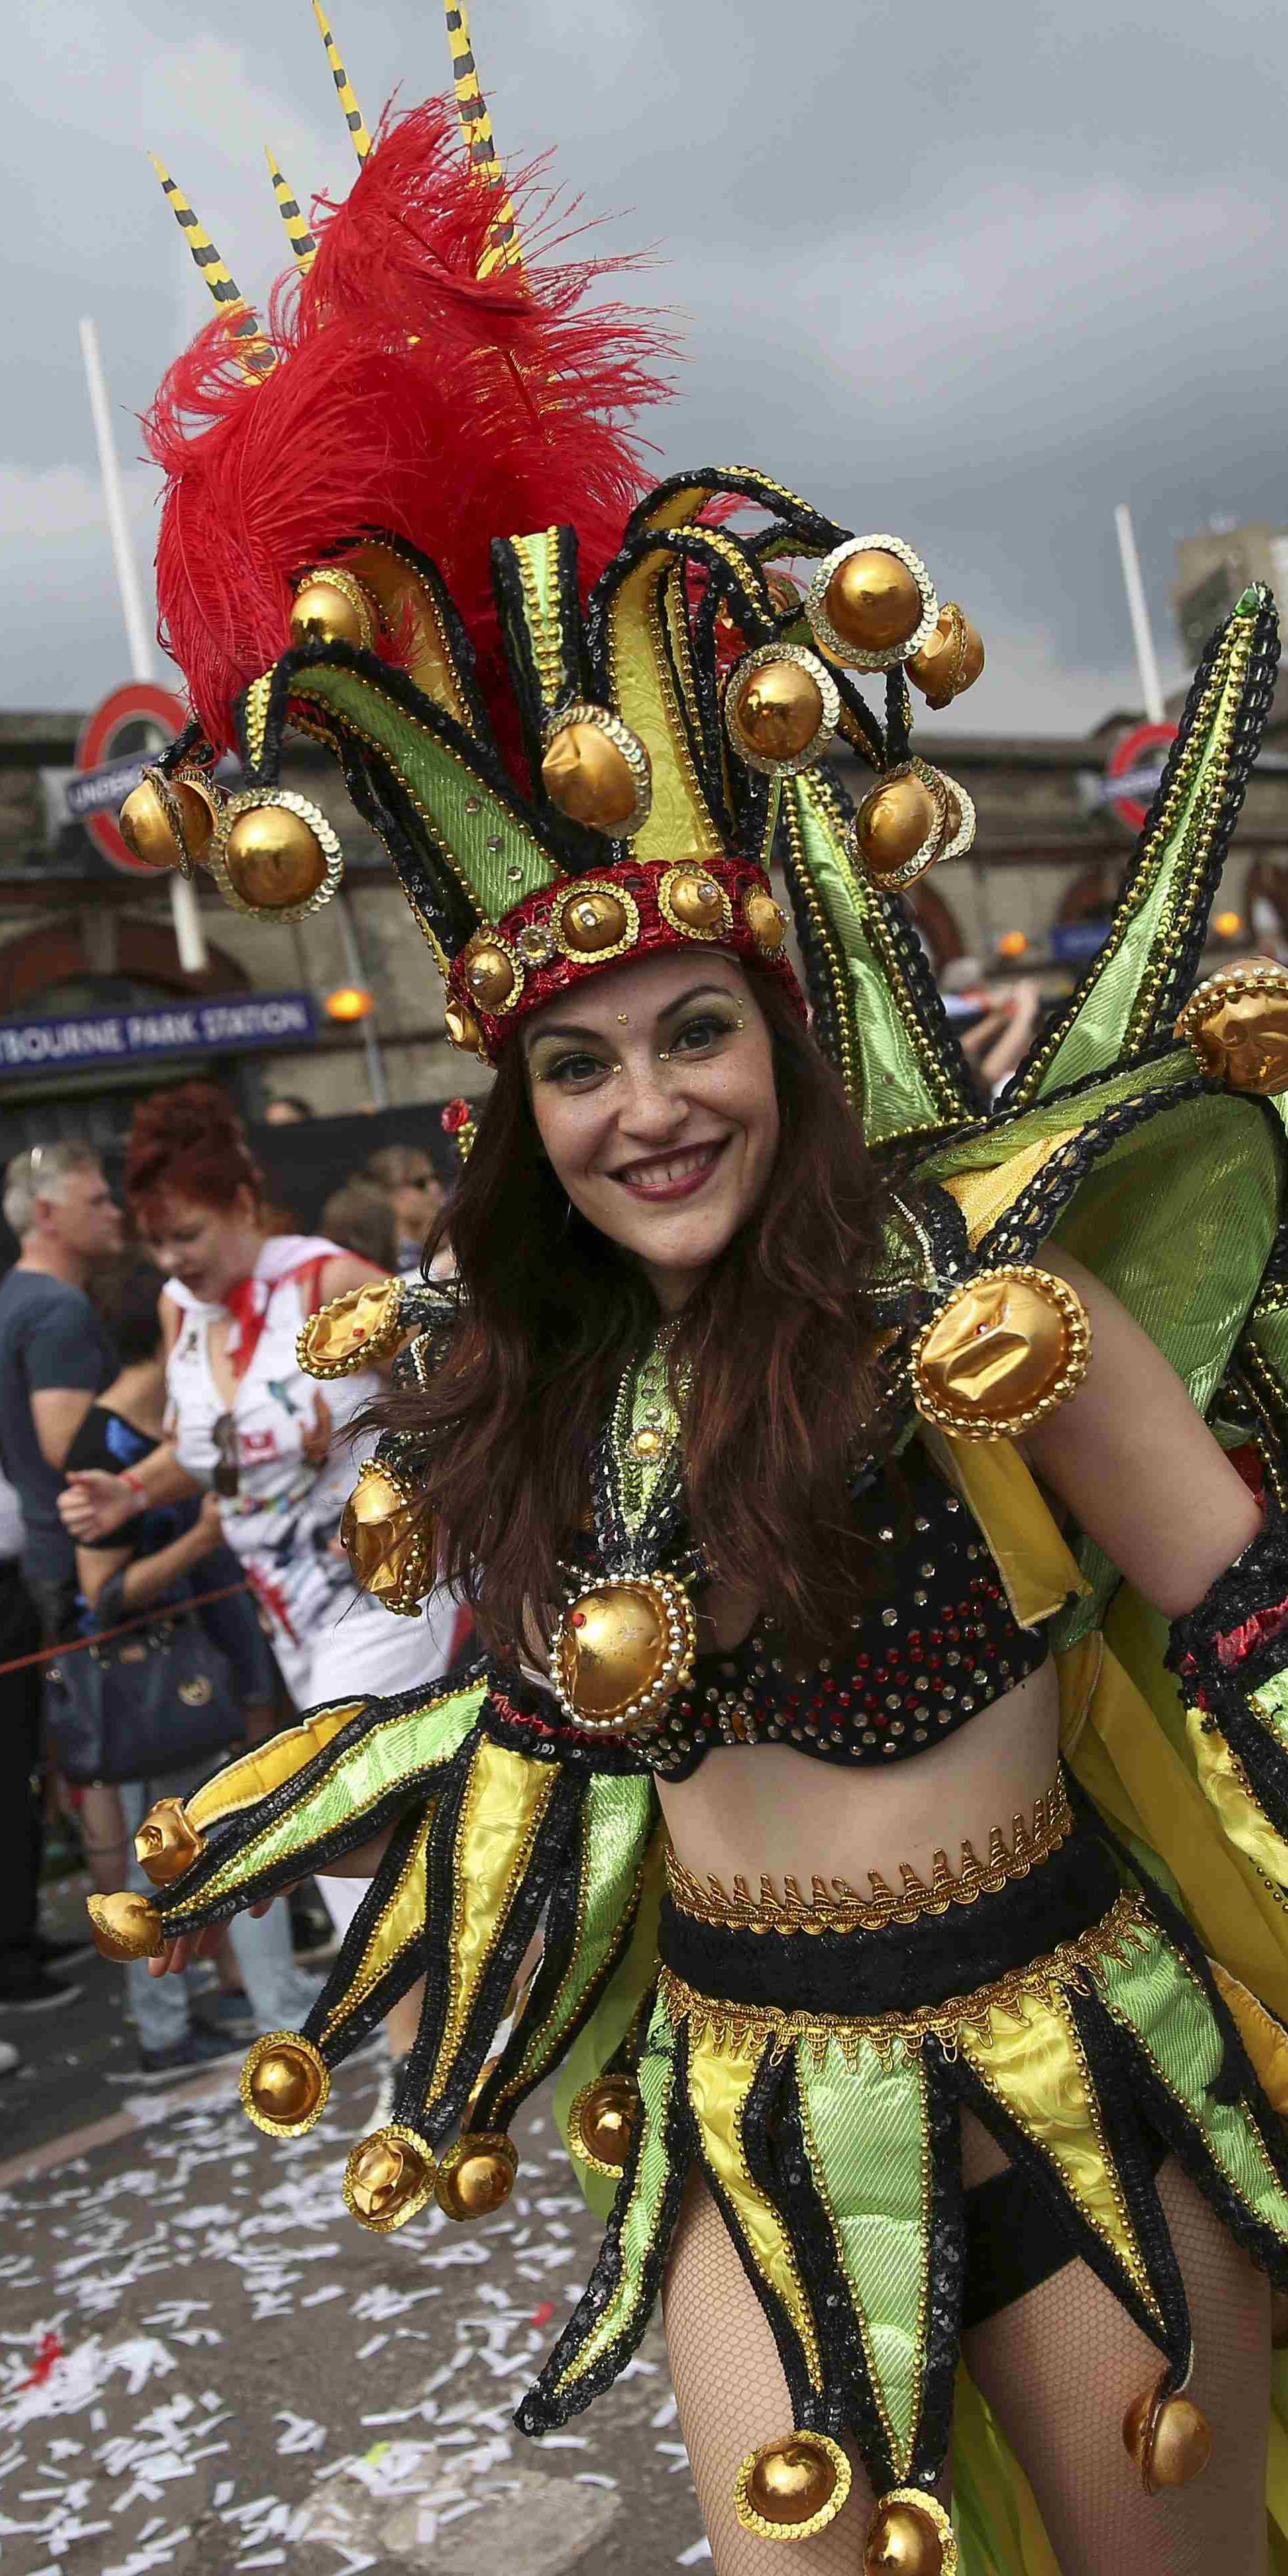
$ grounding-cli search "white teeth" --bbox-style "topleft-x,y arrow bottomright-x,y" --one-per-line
619,1144 -> 719,1189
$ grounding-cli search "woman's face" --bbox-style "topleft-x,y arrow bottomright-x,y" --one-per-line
394,1164 -> 443,1237
523,950 -> 780,1308
140,1185 -> 264,1304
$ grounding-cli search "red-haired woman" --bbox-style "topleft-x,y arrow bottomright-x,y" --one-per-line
60,1085 -> 458,1941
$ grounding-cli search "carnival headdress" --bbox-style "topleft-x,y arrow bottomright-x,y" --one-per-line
121,0 -> 1003,1138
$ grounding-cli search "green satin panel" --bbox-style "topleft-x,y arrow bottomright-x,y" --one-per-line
322,1805 -> 433,2041
684,2029 -> 824,2390
556,2028 -> 680,2392
506,1776 -> 657,2098
186,1700 -> 364,1830
1252,1672 -> 1288,1750
795,2039 -> 930,2471
788,772 -> 970,1142
171,1686 -> 484,1920
433,1738 -> 561,2079
958,1986 -> 1157,2316
1014,598 -> 1260,1101
288,665 -> 561,914
553,1841 -> 667,2226
1095,1921 -> 1288,2240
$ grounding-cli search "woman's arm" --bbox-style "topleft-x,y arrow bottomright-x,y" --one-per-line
59,1444 -> 198,1543
76,1489 -> 227,1614
1022,1246 -> 1261,1617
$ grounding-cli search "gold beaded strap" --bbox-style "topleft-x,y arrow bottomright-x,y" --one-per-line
665,1776 -> 1072,1935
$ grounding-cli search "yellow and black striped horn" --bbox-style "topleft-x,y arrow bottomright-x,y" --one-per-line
311,1 -> 373,163
148,154 -> 274,380
265,146 -> 317,276
442,0 -> 521,276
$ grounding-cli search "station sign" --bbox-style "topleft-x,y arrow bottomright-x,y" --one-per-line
0,991 -> 318,1079
70,682 -> 188,871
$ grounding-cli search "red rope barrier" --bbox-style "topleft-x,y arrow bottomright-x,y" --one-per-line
0,1580 -> 253,1677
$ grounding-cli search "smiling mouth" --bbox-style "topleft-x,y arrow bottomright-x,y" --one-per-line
610,1139 -> 729,1202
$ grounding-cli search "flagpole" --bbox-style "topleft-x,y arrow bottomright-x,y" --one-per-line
1114,502 -> 1167,729
78,316 -> 209,973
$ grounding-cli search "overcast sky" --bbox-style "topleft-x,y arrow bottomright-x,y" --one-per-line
8,0 -> 1288,737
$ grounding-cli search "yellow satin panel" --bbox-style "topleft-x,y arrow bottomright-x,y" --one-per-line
322,1805 -> 433,2041
1187,1715 -> 1288,1891
434,1740 -> 559,2078
1064,1627 -> 1288,2019
684,2035 -> 824,2391
186,1704 -> 364,1829
928,1430 -> 1087,1629
606,545 -> 723,863
1210,1962 -> 1288,2113
939,1127 -> 1083,1248
957,1987 -> 1158,2318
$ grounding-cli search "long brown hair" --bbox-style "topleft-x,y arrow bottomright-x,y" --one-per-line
382,974 -> 902,1656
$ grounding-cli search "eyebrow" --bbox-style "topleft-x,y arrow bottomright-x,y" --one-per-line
525,981 -> 739,1053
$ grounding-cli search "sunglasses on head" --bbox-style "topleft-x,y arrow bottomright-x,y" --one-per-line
211,1412 -> 239,1498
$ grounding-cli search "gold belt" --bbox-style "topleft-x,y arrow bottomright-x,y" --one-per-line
664,1774 -> 1073,1935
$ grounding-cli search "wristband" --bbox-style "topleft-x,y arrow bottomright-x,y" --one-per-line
119,1470 -> 148,1514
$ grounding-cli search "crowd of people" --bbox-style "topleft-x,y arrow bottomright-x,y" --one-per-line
0,1089 -> 460,2098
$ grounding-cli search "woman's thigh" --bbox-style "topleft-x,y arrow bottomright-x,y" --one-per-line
962,2152 -> 1271,2576
661,2169 -> 948,2576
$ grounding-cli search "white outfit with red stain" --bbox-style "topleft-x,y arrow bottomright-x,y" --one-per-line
166,1236 -> 464,1937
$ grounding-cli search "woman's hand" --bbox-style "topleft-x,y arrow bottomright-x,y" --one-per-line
191,1488 -> 224,1555
58,1469 -> 137,1542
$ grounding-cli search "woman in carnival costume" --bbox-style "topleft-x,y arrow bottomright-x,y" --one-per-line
87,10 -> 1288,2570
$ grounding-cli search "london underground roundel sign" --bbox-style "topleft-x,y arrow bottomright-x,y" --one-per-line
72,681 -> 188,872
1105,719 -> 1177,835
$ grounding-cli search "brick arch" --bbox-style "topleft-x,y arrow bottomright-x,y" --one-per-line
0,914 -> 251,1013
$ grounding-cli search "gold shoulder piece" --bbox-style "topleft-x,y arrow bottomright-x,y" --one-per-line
297,1275 -> 406,1378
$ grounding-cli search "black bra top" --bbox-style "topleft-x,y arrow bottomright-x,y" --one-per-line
646,1456 -> 1050,1778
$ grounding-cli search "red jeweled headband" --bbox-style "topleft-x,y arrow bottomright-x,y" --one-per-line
443,855 -> 804,1060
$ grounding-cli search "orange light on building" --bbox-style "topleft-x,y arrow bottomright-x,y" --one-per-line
998,930 -> 1028,959
324,984 -> 374,1022
1214,911 -> 1242,941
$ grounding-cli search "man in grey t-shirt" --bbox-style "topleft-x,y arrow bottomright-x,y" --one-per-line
0,1143 -> 120,2013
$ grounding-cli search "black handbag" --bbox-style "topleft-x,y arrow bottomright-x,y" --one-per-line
46,1570 -> 241,1786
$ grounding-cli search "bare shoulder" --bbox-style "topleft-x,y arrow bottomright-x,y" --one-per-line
317,1252 -> 382,1305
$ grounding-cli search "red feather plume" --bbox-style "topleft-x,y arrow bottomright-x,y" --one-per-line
147,97 -> 674,757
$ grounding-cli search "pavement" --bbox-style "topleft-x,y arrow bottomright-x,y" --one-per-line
0,1876 -> 706,2576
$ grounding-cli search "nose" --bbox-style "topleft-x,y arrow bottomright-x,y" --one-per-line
611,1051 -> 689,1143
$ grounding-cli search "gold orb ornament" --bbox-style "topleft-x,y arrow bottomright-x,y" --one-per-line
912,1265 -> 1091,1440
444,996 -> 486,1056
298,1276 -> 407,1380
557,883 -> 639,959
119,767 -> 220,875
568,2074 -> 641,2176
850,760 -> 975,890
659,865 -> 733,941
863,2491 -> 957,2575
290,565 -> 380,653
133,1794 -> 205,1886
240,2031 -> 331,2137
87,1890 -> 166,1962
806,537 -> 937,671
435,2130 -> 519,2221
541,706 -> 651,835
733,2432 -> 851,2541
725,643 -> 839,776
339,1458 -> 435,1617
211,789 -> 343,923
343,2125 -> 437,2233
460,932 -> 521,1012
745,886 -> 789,955
551,1571 -> 698,1735
906,603 -> 985,709
1122,2381 -> 1212,2494
1175,958 -> 1288,1095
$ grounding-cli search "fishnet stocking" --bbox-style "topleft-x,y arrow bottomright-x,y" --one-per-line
963,2147 -> 1271,2576
661,2124 -> 1271,2576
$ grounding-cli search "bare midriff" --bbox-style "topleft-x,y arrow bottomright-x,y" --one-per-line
655,1658 -> 1062,1892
